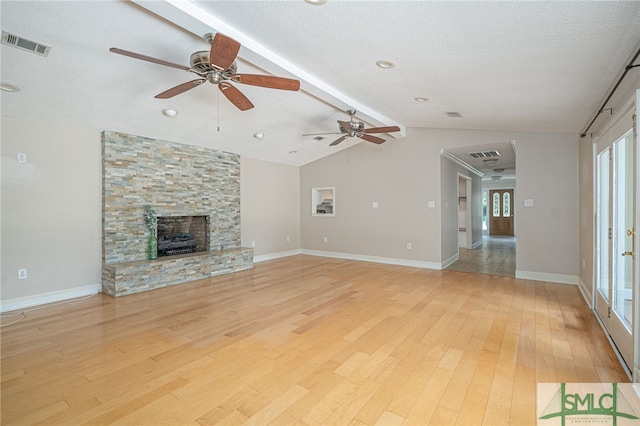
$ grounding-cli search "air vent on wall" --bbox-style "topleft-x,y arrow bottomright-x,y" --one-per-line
2,31 -> 51,57
446,111 -> 463,118
468,150 -> 501,159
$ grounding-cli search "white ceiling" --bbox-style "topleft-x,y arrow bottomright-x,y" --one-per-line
1,1 -> 639,167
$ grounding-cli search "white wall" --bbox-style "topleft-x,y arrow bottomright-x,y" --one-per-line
515,133 -> 579,281
240,157 -> 300,260
300,134 -> 442,266
1,116 -> 103,305
300,127 -> 579,280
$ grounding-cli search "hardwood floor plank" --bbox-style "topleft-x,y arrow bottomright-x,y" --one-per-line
1,255 -> 629,425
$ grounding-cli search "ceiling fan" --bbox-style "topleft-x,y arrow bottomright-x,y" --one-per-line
304,110 -> 401,146
110,32 -> 300,111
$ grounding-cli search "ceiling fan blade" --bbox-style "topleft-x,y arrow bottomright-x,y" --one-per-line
155,79 -> 206,99
209,33 -> 240,71
109,48 -> 191,71
230,74 -> 300,91
364,125 -> 401,134
359,134 -> 386,144
219,83 -> 254,111
338,120 -> 353,132
330,135 -> 348,146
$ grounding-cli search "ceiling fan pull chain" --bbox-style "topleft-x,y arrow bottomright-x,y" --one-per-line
217,87 -> 220,131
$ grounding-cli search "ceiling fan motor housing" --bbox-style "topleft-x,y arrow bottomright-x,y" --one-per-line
190,51 -> 236,84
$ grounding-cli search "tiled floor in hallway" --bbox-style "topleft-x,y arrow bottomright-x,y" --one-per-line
446,235 -> 516,276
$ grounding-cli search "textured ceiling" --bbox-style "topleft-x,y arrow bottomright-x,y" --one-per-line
1,1 -> 639,166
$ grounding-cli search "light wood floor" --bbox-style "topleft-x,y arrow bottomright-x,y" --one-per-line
1,255 -> 628,425
447,236 -> 516,277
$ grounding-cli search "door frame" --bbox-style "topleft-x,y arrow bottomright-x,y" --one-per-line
591,92 -> 639,380
457,173 -> 473,250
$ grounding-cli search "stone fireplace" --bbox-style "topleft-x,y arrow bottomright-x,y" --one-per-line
101,131 -> 253,297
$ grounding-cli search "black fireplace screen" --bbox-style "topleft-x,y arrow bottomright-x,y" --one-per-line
157,215 -> 207,257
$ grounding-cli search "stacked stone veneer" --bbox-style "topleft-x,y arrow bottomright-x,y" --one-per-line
102,131 -> 253,297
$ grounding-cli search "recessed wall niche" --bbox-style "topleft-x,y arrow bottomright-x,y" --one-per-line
101,131 -> 252,296
312,187 -> 335,216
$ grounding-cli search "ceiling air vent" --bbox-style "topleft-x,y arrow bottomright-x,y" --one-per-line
468,150 -> 501,159
2,31 -> 51,57
446,111 -> 463,118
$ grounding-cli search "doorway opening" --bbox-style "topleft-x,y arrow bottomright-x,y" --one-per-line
443,141 -> 517,277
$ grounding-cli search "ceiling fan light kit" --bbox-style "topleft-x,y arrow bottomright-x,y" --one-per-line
110,32 -> 300,111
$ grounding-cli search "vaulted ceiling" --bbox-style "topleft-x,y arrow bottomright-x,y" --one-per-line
1,1 -> 639,166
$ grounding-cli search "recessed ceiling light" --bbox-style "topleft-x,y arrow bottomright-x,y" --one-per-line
376,60 -> 395,69
0,82 -> 20,92
304,0 -> 327,4
253,133 -> 264,139
162,109 -> 178,117
289,150 -> 298,154
414,97 -> 429,102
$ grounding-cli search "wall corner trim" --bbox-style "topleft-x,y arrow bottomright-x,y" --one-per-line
515,270 -> 579,285
0,284 -> 102,313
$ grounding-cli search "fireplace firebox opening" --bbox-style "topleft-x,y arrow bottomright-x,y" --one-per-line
157,215 -> 208,257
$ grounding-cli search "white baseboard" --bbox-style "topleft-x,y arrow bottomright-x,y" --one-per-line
515,270 -> 578,285
254,249 -> 302,263
1,283 -> 102,313
472,240 -> 483,249
441,253 -> 459,269
593,310 -> 633,381
300,249 -> 442,270
577,276 -> 593,309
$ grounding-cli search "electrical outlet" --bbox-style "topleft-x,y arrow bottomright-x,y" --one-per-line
251,240 -> 256,248
17,153 -> 27,164
286,236 -> 291,242
407,243 -> 412,250
323,236 -> 328,243
18,268 -> 27,279
372,201 -> 379,208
